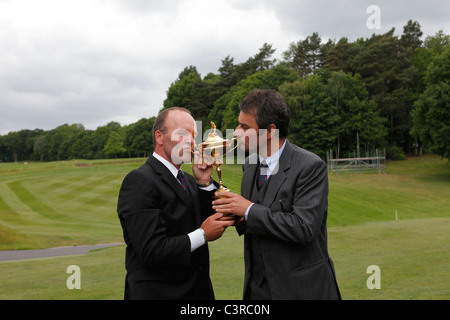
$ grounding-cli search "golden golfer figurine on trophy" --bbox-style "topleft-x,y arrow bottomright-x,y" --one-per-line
197,121 -> 238,196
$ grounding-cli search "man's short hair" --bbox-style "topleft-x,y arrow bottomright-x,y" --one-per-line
239,89 -> 291,138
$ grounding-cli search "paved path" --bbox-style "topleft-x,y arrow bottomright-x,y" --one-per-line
0,243 -> 125,262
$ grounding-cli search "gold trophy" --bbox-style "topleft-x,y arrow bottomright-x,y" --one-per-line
196,121 -> 238,196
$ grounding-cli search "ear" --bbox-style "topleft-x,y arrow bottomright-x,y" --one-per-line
266,124 -> 277,140
154,130 -> 164,146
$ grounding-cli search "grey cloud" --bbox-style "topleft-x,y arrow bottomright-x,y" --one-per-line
115,0 -> 182,14
256,0 -> 449,40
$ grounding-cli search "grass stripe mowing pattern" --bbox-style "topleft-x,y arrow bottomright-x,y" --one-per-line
0,156 -> 448,299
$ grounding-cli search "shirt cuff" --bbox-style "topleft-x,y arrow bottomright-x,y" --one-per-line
188,228 -> 206,252
199,184 -> 216,191
244,203 -> 254,221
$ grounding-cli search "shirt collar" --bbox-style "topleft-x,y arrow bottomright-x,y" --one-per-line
259,139 -> 287,176
153,151 -> 180,179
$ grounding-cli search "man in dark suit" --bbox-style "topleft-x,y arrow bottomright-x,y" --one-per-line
213,89 -> 341,300
117,107 -> 233,300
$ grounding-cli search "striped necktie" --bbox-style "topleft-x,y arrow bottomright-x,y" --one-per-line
258,161 -> 269,190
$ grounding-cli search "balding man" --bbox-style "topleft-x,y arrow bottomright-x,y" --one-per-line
117,107 -> 233,300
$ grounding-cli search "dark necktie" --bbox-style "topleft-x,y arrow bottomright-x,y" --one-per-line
177,170 -> 190,195
258,161 -> 269,190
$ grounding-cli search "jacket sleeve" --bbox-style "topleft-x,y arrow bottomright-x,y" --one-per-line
197,180 -> 220,221
245,158 -> 329,246
117,170 -> 191,267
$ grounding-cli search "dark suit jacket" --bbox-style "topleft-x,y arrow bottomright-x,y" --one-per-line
238,140 -> 341,300
117,155 -> 216,300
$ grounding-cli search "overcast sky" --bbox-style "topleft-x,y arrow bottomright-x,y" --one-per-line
0,0 -> 449,135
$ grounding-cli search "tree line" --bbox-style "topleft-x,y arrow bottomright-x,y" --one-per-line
0,119 -> 155,162
1,20 -> 449,162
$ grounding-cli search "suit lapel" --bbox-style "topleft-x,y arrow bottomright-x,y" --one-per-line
186,174 -> 201,226
261,141 -> 293,208
241,153 -> 259,200
148,155 -> 192,208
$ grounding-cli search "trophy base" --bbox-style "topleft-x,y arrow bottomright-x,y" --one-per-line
214,185 -> 235,221
214,185 -> 230,198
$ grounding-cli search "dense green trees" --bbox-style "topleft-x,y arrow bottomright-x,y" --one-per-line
0,120 -> 155,162
0,129 -> 43,162
411,48 -> 450,159
1,21 -> 448,162
163,43 -> 278,128
279,71 -> 386,159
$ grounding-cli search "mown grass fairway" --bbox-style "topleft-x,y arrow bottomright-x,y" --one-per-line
0,159 -> 141,250
0,155 -> 448,299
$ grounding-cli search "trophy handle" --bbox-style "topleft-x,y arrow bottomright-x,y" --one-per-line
226,137 -> 239,154
192,137 -> 239,156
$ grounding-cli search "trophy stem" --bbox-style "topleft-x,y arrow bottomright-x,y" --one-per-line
214,161 -> 232,222
215,162 -> 230,194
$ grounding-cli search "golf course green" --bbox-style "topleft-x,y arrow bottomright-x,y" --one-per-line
0,155 -> 448,299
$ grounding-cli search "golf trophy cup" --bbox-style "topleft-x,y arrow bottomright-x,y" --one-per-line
197,121 -> 238,196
